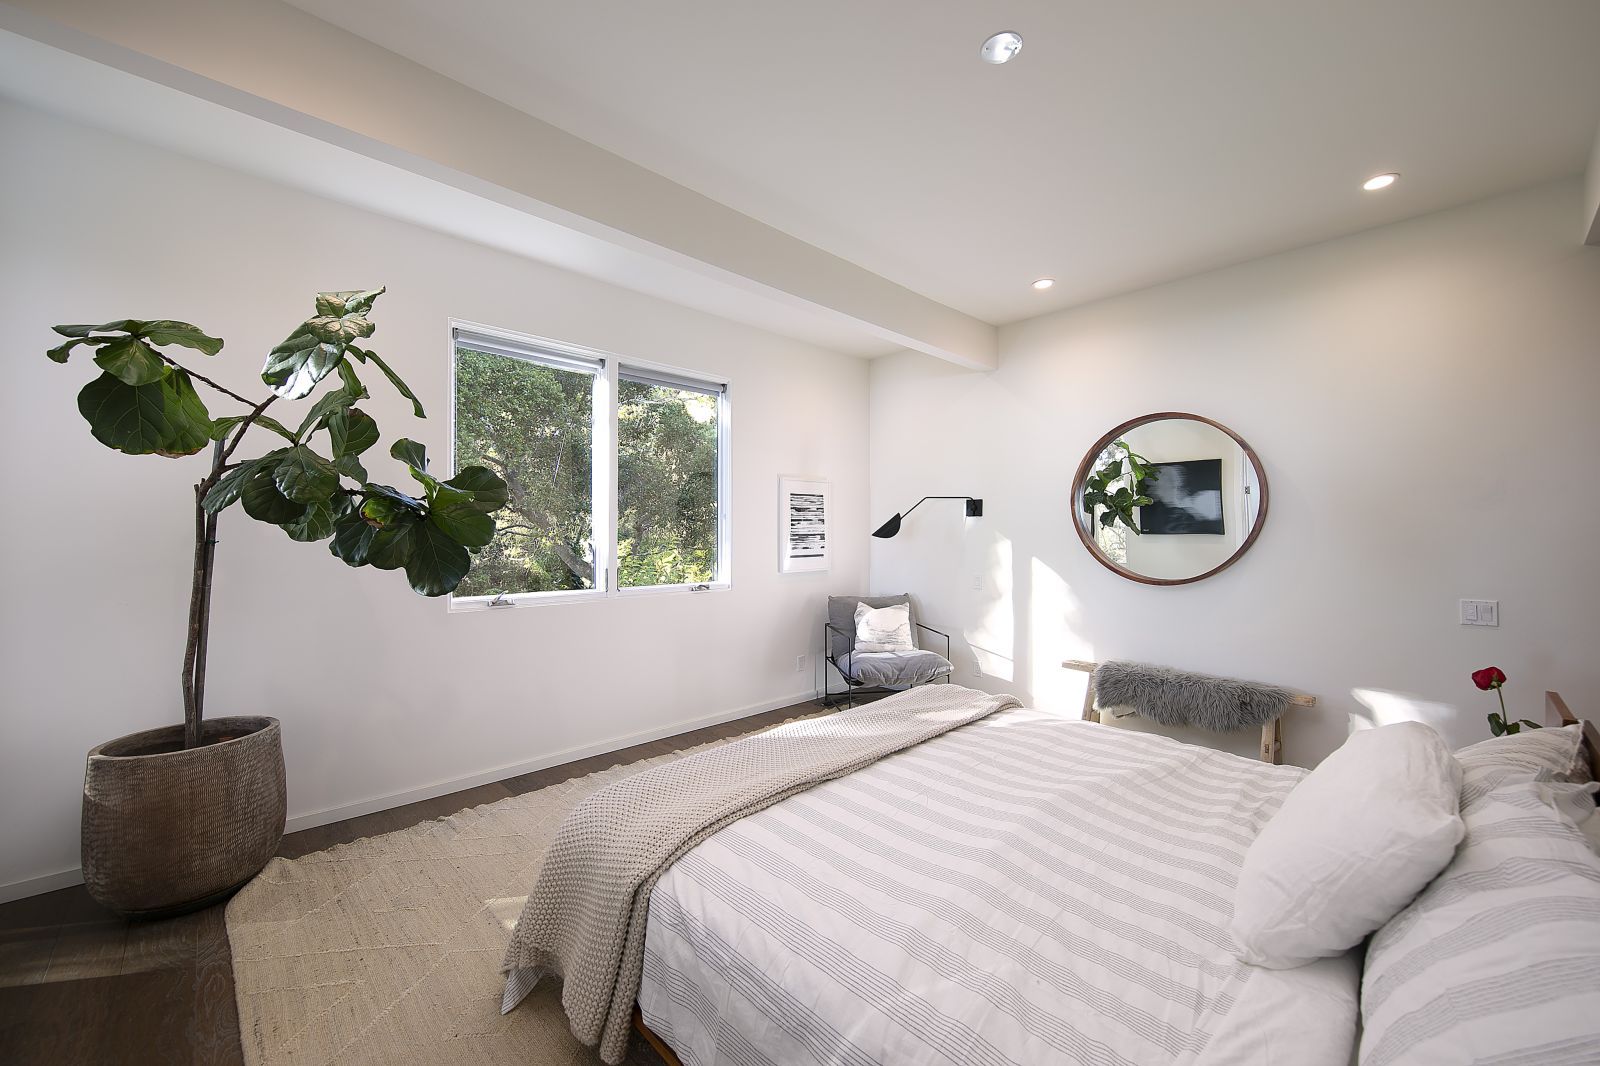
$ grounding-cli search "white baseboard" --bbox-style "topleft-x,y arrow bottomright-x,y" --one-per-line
0,866 -> 85,905
0,689 -> 815,906
284,689 -> 814,833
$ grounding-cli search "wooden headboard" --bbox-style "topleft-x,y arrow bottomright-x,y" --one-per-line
1548,691 -> 1600,778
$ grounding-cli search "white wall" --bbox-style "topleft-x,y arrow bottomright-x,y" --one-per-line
871,178 -> 1600,766
0,101 -> 870,897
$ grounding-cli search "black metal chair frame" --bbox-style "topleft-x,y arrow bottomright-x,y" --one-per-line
820,621 -> 953,708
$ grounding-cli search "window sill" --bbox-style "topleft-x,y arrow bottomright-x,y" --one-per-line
447,588 -> 605,613
615,582 -> 732,600
448,582 -> 731,612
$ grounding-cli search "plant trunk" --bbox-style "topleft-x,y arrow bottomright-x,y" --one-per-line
182,441 -> 224,750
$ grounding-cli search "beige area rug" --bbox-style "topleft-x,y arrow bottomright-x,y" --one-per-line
226,718 -> 811,1066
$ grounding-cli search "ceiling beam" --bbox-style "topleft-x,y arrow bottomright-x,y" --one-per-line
0,0 -> 997,367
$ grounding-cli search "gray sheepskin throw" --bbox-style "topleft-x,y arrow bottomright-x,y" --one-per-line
1091,660 -> 1294,732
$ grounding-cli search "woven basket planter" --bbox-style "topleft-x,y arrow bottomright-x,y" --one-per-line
81,716 -> 285,918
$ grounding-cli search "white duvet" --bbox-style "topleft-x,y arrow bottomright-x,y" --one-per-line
639,708 -> 1358,1066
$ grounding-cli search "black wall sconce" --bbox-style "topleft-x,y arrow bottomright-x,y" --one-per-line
872,496 -> 984,538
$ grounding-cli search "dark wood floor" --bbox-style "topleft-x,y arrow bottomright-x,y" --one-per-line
0,698 -> 827,1065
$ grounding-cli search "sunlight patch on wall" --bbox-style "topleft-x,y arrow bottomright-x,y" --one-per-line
967,533 -> 1014,681
1030,556 -> 1093,716
969,643 -> 1015,682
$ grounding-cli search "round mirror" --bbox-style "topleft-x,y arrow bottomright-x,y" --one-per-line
1071,413 -> 1268,585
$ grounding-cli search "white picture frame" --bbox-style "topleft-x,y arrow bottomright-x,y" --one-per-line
778,477 -> 830,573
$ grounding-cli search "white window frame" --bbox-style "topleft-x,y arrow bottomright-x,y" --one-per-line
613,358 -> 733,599
446,318 -> 731,612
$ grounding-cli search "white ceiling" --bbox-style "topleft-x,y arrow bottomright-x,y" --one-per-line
285,0 -> 1600,326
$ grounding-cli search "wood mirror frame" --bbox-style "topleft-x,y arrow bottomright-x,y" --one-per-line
1070,412 -> 1270,586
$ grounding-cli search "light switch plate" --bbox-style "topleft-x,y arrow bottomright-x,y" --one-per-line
1460,599 -> 1499,627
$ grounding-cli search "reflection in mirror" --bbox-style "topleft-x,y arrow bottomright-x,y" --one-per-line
1072,414 -> 1267,585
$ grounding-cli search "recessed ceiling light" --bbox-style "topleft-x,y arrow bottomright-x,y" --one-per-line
1362,172 -> 1400,192
1031,277 -> 1055,291
980,31 -> 1024,64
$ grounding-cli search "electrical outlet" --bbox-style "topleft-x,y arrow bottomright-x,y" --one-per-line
970,573 -> 984,591
795,654 -> 807,673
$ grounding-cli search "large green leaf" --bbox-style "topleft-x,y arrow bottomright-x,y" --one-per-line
349,345 -> 424,418
209,413 -> 296,442
333,452 -> 368,483
92,336 -> 168,386
328,408 -> 379,458
136,321 -> 223,356
427,485 -> 495,548
261,328 -> 347,401
53,320 -> 140,338
360,486 -> 425,529
202,450 -> 288,514
76,368 -> 213,457
260,288 -> 384,400
240,465 -> 307,524
51,320 -> 221,362
362,482 -> 426,508
282,497 -> 351,543
203,468 -> 250,514
314,289 -> 384,318
293,376 -> 369,440
440,465 -> 508,514
404,520 -> 472,596
391,437 -> 441,496
389,437 -> 428,472
329,510 -> 379,566
365,515 -> 421,571
273,446 -> 341,504
336,359 -> 365,397
47,336 -> 108,363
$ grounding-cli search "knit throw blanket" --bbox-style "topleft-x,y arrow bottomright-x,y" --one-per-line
501,684 -> 1022,1063
1091,659 -> 1294,732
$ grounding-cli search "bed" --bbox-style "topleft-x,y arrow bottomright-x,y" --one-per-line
505,685 -> 1600,1066
635,705 -> 1359,1066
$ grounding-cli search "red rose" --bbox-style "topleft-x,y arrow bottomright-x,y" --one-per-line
1471,666 -> 1507,691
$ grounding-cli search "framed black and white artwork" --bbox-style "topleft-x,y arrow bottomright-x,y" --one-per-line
778,477 -> 830,573
1140,459 -> 1225,535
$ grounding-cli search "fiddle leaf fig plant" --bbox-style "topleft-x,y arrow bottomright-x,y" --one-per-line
1081,439 -> 1159,535
48,289 -> 508,749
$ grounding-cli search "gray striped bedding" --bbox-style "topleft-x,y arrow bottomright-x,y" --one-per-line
639,707 -> 1360,1066
1359,775 -> 1600,1065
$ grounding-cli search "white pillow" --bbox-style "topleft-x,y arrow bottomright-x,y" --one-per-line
1230,721 -> 1463,969
1454,723 -> 1587,803
1360,777 -> 1600,1065
853,601 -> 914,654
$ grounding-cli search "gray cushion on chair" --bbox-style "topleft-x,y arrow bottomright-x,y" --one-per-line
828,594 -> 918,658
836,649 -> 953,688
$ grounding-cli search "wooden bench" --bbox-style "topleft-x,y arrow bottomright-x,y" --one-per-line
1062,659 -> 1316,764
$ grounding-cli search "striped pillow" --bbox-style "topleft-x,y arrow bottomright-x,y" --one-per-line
1359,776 -> 1600,1065
1455,723 -> 1586,805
